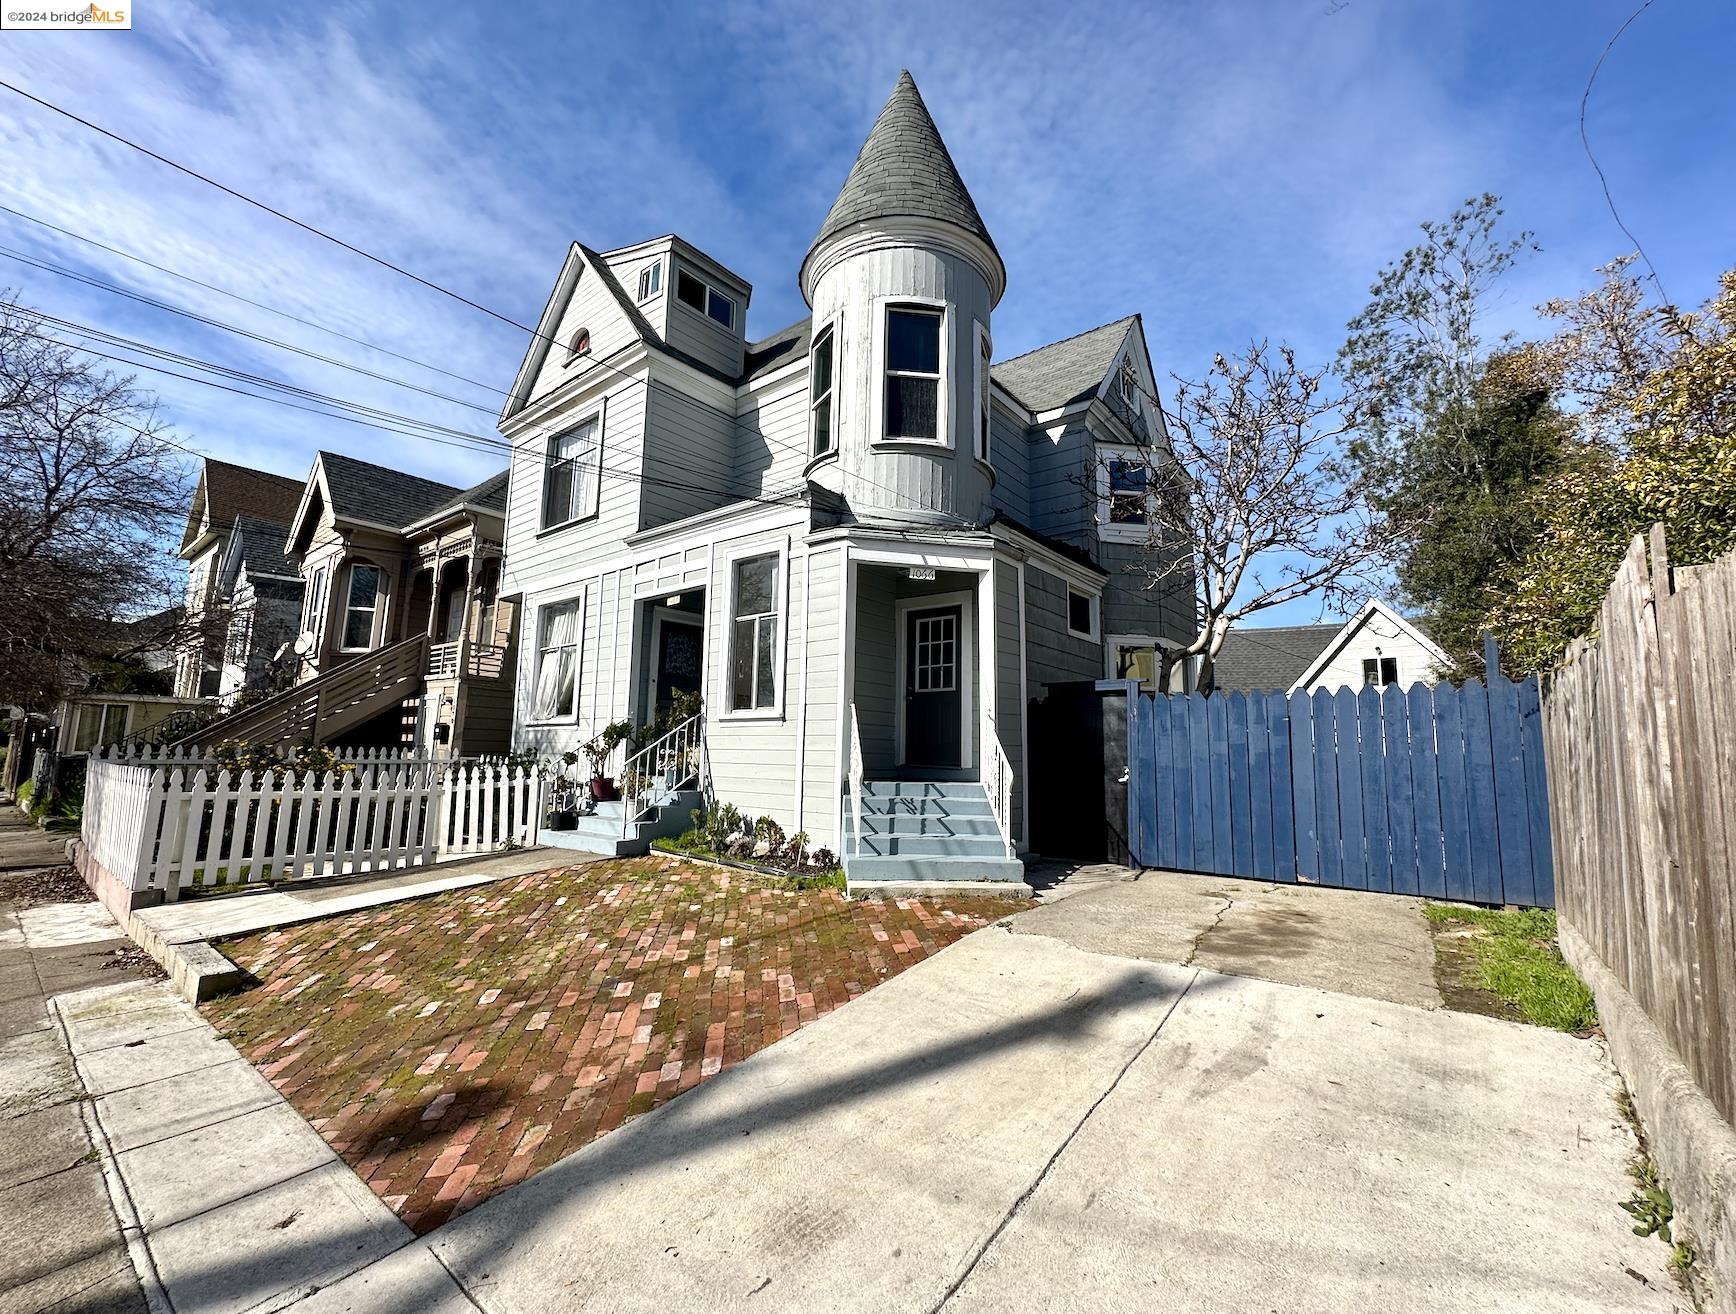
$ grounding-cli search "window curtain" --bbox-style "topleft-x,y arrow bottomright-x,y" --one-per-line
533,603 -> 579,720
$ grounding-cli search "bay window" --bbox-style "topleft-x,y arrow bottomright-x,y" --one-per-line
532,600 -> 580,720
884,306 -> 943,442
728,552 -> 780,713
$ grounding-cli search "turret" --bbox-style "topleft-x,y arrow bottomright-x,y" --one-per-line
800,72 -> 1006,525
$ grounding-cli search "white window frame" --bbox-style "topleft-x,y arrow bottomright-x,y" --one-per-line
338,561 -> 386,653
1066,586 -> 1100,641
871,295 -> 949,448
809,320 -> 838,461
1105,633 -> 1195,693
720,540 -> 788,720
540,406 -> 605,533
636,259 -> 662,302
973,320 -> 992,467
71,701 -> 130,753
303,563 -> 326,633
673,266 -> 735,331
529,596 -> 583,724
1096,447 -> 1152,544
564,327 -> 591,365
1363,655 -> 1400,687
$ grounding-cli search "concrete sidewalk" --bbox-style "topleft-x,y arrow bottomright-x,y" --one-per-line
284,877 -> 1680,1313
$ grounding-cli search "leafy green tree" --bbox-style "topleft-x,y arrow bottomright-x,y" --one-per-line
1489,269 -> 1736,670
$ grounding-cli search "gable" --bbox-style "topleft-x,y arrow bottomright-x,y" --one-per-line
502,244 -> 651,422
1291,600 -> 1452,692
992,316 -> 1137,413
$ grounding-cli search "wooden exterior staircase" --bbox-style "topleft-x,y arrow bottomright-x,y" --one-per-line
173,634 -> 430,750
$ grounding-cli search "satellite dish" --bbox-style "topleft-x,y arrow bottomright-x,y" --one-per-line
292,632 -> 315,657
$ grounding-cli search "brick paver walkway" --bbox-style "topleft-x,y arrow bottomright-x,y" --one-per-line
205,856 -> 1029,1233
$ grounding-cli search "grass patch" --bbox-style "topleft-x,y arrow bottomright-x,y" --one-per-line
1424,904 -> 1597,1032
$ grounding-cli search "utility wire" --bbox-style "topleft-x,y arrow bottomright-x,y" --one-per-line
0,85 -> 972,525
1579,0 -> 1669,305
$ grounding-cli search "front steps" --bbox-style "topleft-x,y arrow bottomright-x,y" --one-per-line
845,780 -> 1025,885
541,789 -> 703,858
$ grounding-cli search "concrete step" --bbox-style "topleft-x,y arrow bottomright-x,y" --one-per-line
859,795 -> 996,820
843,854 -> 1027,884
854,834 -> 1012,859
540,828 -> 647,858
862,780 -> 988,800
860,812 -> 1003,838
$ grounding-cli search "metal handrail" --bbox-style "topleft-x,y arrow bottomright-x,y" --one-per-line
619,711 -> 704,835
845,702 -> 864,858
983,710 -> 1017,859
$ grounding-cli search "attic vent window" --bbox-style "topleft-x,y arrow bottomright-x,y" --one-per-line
675,269 -> 734,329
1117,359 -> 1139,406
565,328 -> 591,363
637,260 -> 662,302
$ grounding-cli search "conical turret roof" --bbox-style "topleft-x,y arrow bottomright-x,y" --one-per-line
804,71 -> 999,277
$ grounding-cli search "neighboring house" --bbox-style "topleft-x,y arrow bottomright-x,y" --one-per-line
174,459 -> 305,700
213,515 -> 302,704
1210,599 -> 1450,695
53,692 -> 208,756
496,71 -> 1195,881
257,452 -> 517,755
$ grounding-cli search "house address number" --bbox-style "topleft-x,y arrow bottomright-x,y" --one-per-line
907,566 -> 937,581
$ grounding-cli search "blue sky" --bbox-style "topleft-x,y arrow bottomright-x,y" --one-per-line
1,0 -> 1731,624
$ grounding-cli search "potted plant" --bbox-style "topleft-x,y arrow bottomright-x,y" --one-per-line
548,761 -> 580,830
581,721 -> 634,801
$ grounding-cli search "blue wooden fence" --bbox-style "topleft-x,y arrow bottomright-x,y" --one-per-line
1125,667 -> 1554,907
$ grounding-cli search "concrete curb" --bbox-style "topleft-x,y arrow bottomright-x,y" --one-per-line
847,878 -> 1035,899
1560,919 -> 1736,1313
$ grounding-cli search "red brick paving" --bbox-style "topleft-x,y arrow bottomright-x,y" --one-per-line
204,856 -> 1029,1233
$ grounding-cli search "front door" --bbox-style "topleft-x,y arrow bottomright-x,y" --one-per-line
903,605 -> 962,768
654,618 -> 703,714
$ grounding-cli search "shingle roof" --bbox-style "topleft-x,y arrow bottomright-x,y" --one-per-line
991,316 -> 1137,412
805,71 -> 997,272
744,317 -> 812,383
231,515 -> 296,579
1210,624 -> 1341,693
319,452 -> 464,529
424,469 -> 510,520
181,459 -> 303,551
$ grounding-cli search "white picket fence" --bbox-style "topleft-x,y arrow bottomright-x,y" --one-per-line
83,755 -> 542,901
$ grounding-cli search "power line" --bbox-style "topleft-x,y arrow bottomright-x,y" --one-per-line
0,200 -> 505,395
1579,0 -> 1669,305
0,85 -> 973,525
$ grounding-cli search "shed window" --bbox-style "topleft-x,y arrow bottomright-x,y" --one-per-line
810,324 -> 836,458
1363,656 -> 1400,687
729,553 -> 780,712
341,564 -> 382,650
542,416 -> 602,529
675,269 -> 734,329
73,702 -> 129,752
884,306 -> 942,441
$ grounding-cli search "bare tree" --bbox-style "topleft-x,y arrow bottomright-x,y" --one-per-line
1104,341 -> 1395,692
0,294 -> 201,709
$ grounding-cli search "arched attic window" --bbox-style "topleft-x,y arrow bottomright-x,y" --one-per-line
565,328 -> 591,363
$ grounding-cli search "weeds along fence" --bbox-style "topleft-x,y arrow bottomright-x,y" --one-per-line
82,754 -> 541,902
1544,528 -> 1736,1124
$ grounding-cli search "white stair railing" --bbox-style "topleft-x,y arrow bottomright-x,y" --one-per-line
843,703 -> 865,858
982,710 -> 1017,859
619,711 -> 704,836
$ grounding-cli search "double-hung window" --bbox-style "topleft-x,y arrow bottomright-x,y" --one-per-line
542,416 -> 602,530
884,306 -> 943,441
729,552 -> 780,713
1107,458 -> 1150,530
341,564 -> 382,650
809,323 -> 836,458
303,565 -> 326,632
675,269 -> 734,328
637,260 -> 662,302
532,600 -> 580,720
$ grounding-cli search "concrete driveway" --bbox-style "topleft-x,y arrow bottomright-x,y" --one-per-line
289,868 -> 1681,1313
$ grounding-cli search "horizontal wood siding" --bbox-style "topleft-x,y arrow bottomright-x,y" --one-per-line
1098,537 -> 1194,644
987,400 -> 1030,523
1028,419 -> 1091,544
527,258 -> 643,405
852,566 -> 898,775
640,384 -> 739,531
1025,564 -> 1103,691
734,375 -> 809,504
800,549 -> 842,849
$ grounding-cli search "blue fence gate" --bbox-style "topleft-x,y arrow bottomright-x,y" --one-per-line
1125,661 -> 1554,907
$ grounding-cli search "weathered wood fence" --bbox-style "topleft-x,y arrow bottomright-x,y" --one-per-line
83,755 -> 541,902
1545,529 -> 1736,1122
1127,657 -> 1554,906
